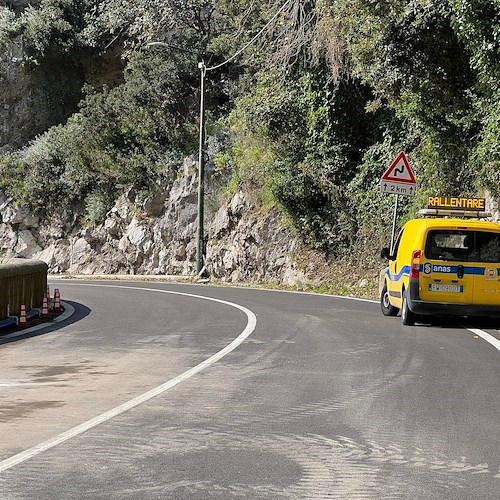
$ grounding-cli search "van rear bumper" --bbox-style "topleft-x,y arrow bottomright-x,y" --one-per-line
408,281 -> 500,317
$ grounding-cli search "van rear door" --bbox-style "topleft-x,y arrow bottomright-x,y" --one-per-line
419,229 -> 473,305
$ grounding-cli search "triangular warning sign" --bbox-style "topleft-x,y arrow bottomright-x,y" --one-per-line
381,152 -> 416,184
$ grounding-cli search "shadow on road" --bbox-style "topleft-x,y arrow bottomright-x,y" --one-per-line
461,316 -> 500,330
416,316 -> 500,330
0,301 -> 91,345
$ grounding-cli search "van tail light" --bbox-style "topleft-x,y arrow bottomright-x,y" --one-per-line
410,250 -> 421,278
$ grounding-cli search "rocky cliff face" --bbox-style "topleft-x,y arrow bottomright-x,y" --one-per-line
0,48 -> 125,152
0,159 -> 309,285
1,5 -> 124,153
3,149 -> 498,287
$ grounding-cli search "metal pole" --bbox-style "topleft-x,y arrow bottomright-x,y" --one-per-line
390,194 -> 399,255
196,61 -> 206,275
145,42 -> 205,276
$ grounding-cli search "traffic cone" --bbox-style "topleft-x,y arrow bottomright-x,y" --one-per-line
40,296 -> 49,318
19,304 -> 27,326
53,289 -> 61,312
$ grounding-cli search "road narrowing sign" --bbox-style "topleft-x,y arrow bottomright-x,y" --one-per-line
380,151 -> 417,196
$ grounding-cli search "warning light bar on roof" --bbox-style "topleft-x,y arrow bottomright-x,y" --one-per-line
427,196 -> 485,211
418,208 -> 491,218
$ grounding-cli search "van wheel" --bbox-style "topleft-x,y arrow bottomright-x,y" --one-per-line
381,284 -> 398,316
401,290 -> 416,326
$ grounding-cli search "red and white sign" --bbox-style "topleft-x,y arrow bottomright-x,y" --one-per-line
380,151 -> 417,196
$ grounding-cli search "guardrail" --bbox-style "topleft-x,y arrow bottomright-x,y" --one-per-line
0,258 -> 48,320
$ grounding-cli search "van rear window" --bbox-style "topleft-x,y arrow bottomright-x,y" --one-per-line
425,230 -> 500,263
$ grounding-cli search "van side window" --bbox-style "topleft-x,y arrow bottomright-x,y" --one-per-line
392,229 -> 404,257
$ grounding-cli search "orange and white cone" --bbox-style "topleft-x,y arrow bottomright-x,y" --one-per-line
40,296 -> 49,318
53,289 -> 61,312
19,304 -> 27,326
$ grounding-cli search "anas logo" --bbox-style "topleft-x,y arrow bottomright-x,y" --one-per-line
433,265 -> 452,273
423,263 -> 452,274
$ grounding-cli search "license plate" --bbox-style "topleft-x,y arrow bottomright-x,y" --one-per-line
428,284 -> 463,293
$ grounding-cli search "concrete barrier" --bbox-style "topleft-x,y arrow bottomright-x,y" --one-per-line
0,258 -> 48,320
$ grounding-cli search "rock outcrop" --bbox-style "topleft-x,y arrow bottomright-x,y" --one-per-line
0,161 -> 309,285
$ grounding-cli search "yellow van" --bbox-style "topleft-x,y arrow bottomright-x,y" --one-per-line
380,199 -> 500,325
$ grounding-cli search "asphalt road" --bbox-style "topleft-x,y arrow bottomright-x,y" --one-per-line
0,280 -> 499,499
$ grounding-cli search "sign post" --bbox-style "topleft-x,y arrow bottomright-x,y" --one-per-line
390,195 -> 399,255
380,152 -> 417,253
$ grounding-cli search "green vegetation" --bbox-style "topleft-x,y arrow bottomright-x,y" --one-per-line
0,0 -> 499,263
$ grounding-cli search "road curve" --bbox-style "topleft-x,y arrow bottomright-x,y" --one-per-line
0,280 -> 499,499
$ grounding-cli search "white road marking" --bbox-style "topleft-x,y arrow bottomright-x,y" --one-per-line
228,285 -> 379,304
51,276 -> 380,304
0,286 -> 256,473
466,328 -> 500,353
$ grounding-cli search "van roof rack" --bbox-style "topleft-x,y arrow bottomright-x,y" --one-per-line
418,209 -> 491,219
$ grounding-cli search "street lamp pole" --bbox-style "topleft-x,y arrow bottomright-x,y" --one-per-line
146,42 -> 206,276
196,61 -> 206,275
146,2 -> 292,277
